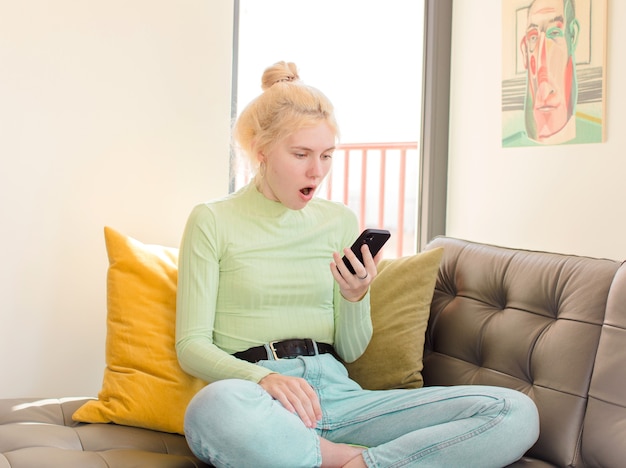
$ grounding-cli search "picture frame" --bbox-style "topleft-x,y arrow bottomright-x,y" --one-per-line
501,0 -> 607,147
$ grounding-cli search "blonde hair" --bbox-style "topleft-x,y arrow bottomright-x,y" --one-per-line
233,61 -> 339,170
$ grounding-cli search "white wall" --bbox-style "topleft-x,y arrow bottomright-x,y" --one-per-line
0,1 -> 234,398
447,0 -> 625,261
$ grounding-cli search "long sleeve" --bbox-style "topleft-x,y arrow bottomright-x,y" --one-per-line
176,204 -> 272,383
333,290 -> 373,363
175,183 -> 372,383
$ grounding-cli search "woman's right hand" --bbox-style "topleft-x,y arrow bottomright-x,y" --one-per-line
258,373 -> 322,428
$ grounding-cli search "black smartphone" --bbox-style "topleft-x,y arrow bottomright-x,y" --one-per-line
342,229 -> 391,274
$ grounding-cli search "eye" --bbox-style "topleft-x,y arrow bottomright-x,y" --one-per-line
526,30 -> 538,48
322,153 -> 333,160
294,152 -> 307,158
546,26 -> 564,39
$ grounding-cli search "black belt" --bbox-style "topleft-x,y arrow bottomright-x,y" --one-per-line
234,338 -> 338,363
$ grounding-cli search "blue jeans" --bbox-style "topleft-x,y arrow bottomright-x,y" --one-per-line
185,354 -> 539,467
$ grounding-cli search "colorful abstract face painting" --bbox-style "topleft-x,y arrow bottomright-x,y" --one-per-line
521,0 -> 579,144
501,0 -> 606,147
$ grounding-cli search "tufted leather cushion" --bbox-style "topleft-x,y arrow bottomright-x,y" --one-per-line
0,398 -> 210,467
581,262 -> 626,467
423,237 -> 622,467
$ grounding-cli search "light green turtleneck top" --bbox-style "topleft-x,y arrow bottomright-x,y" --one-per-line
175,183 -> 373,384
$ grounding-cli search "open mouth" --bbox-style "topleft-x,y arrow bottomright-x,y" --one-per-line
300,187 -> 315,196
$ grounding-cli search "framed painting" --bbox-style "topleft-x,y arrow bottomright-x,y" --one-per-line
502,0 -> 607,147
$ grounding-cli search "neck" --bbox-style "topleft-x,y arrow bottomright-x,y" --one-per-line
253,175 -> 278,203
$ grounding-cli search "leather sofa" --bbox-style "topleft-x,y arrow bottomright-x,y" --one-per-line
2,236 -> 625,467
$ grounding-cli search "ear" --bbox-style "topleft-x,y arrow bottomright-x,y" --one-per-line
569,18 -> 580,50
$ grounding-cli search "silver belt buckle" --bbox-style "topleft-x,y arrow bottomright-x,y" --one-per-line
269,341 -> 281,360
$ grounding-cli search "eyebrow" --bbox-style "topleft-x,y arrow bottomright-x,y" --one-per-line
527,14 -> 564,30
291,145 -> 336,153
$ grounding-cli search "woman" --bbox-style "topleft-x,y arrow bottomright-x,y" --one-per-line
176,61 -> 539,468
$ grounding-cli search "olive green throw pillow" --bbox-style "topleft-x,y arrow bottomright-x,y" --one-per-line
345,248 -> 444,390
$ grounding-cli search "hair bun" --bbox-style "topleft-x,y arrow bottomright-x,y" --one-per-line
261,61 -> 300,91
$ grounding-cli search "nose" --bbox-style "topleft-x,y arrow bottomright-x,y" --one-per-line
307,157 -> 323,179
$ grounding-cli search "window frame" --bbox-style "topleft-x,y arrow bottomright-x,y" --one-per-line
417,0 -> 453,251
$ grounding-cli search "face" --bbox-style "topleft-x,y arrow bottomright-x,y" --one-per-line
521,0 -> 577,141
256,121 -> 336,210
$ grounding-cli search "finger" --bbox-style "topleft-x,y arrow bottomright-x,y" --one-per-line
267,377 -> 320,428
331,252 -> 371,302
302,381 -> 322,421
273,392 -> 297,415
373,248 -> 384,265
291,397 -> 316,428
295,379 -> 321,421
268,386 -> 313,427
348,245 -> 371,279
360,243 -> 376,269
343,247 -> 364,273
332,252 -> 352,281
288,384 -> 320,428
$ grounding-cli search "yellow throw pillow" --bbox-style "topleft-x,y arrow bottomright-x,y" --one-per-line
345,247 -> 444,390
73,227 -> 206,434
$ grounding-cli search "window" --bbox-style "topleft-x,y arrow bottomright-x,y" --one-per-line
232,0 -> 451,255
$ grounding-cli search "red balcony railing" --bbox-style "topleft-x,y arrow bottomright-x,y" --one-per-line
233,142 -> 419,258
321,142 -> 419,258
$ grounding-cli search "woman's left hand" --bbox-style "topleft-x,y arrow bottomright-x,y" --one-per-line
331,244 -> 382,302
